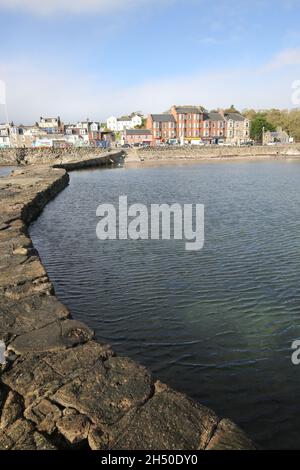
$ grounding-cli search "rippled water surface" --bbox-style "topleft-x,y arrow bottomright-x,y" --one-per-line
30,160 -> 300,449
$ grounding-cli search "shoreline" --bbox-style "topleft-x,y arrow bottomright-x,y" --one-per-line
0,157 -> 255,451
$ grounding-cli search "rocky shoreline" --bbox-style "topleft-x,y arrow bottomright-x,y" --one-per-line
0,160 -> 256,450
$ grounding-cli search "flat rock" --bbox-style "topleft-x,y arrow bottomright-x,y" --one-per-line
9,319 -> 94,354
0,294 -> 70,342
52,356 -> 153,427
107,382 -> 219,451
205,418 -> 256,450
2,353 -> 65,407
43,341 -> 114,378
56,413 -> 90,444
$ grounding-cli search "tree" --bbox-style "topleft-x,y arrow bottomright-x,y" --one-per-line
224,104 -> 239,114
250,114 -> 275,142
135,118 -> 147,129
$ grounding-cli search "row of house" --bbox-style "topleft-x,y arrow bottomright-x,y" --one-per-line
0,117 -> 115,149
0,106 -> 254,149
113,106 -> 252,147
144,106 -> 251,146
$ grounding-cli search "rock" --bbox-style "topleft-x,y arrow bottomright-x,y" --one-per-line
33,432 -> 57,450
24,398 -> 62,434
88,425 -> 109,450
107,383 -> 219,450
56,413 -> 90,444
43,341 -> 114,378
8,319 -> 94,354
0,391 -> 23,429
52,357 -> 154,427
2,353 -> 65,407
6,418 -> 36,450
0,383 -> 8,412
205,419 -> 256,450
0,294 -> 70,342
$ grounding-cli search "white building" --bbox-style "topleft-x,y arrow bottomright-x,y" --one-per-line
107,114 -> 143,132
0,124 -> 11,148
38,117 -> 62,134
223,113 -> 250,144
75,121 -> 100,134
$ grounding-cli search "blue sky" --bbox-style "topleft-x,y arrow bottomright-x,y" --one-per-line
0,0 -> 300,123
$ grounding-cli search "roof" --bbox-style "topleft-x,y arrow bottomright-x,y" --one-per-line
204,112 -> 225,121
174,106 -> 205,114
150,114 -> 176,123
224,113 -> 246,122
125,129 -> 152,135
40,117 -> 60,122
118,116 -> 131,122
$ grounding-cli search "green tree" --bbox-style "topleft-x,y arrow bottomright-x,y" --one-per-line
250,114 -> 275,142
135,118 -> 147,129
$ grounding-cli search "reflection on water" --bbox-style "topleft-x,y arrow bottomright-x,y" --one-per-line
30,160 -> 300,449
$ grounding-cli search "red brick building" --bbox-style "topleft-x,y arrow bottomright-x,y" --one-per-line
202,112 -> 226,143
123,129 -> 152,146
170,105 -> 205,141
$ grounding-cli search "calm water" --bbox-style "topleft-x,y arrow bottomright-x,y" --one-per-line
30,160 -> 300,449
0,166 -> 16,177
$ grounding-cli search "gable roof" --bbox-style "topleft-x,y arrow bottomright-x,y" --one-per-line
174,105 -> 205,114
224,113 -> 246,122
150,114 -> 176,122
204,112 -> 225,121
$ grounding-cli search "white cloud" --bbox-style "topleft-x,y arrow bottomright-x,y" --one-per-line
0,0 -> 161,15
265,47 -> 300,70
0,55 -> 298,125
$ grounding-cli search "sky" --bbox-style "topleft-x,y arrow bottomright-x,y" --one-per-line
0,0 -> 300,123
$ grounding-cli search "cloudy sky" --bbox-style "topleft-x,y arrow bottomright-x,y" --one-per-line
0,0 -> 300,123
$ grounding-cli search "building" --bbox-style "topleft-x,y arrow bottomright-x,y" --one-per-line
0,124 -> 10,148
107,114 -> 143,132
202,112 -> 226,143
122,129 -> 152,146
147,114 -> 176,145
38,116 -> 62,134
170,105 -> 206,142
263,127 -> 290,145
222,112 -> 250,145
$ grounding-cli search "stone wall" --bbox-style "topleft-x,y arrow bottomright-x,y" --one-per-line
0,162 -> 256,450
127,144 -> 300,161
0,147 -> 116,166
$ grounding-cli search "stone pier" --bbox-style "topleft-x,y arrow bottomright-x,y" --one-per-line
0,162 -> 256,450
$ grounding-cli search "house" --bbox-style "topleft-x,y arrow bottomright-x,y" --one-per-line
147,114 -> 176,145
21,126 -> 47,148
107,114 -> 143,132
263,127 -> 290,145
222,112 -> 250,145
202,112 -> 226,143
122,129 -> 152,146
38,116 -> 62,134
0,124 -> 10,148
170,105 -> 206,142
